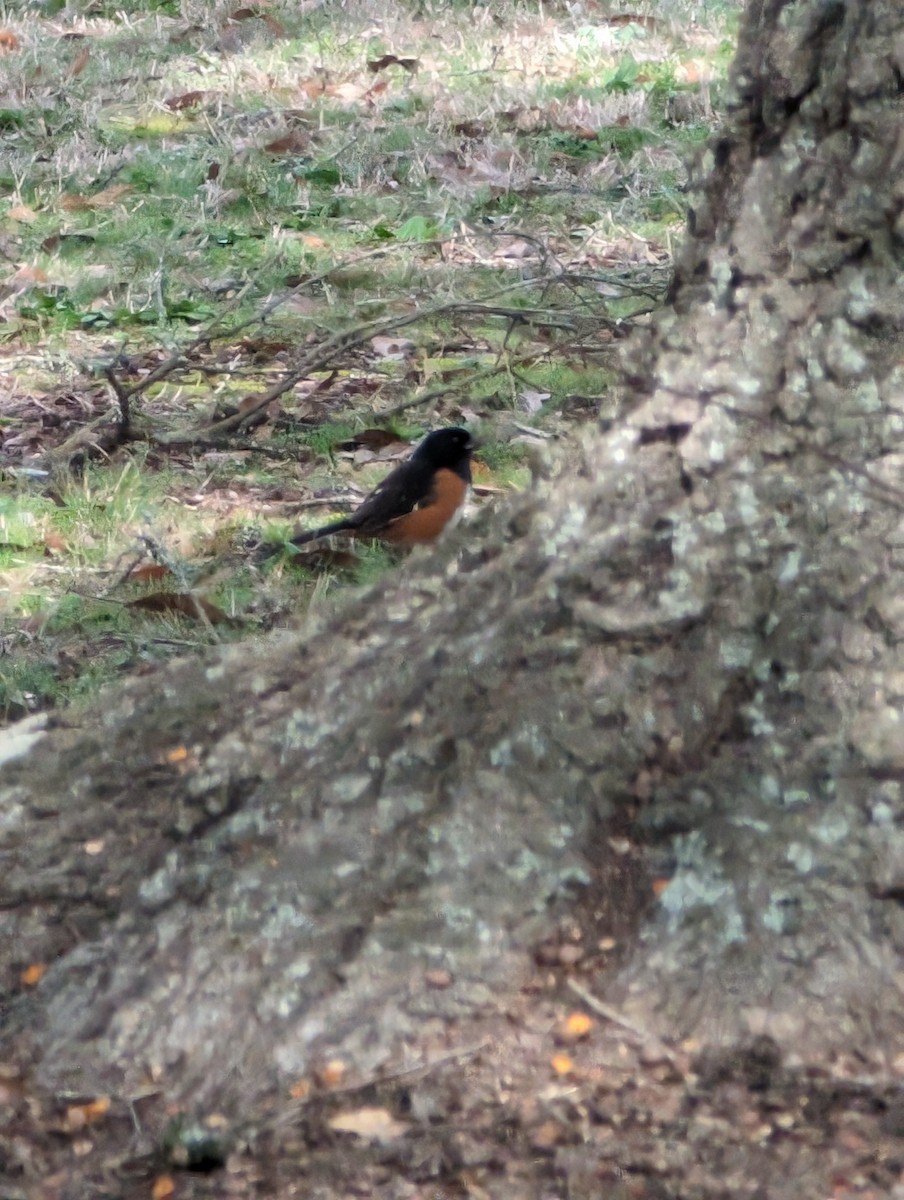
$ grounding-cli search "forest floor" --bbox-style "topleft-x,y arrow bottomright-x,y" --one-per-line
5,899 -> 903,1199
9,4 -> 900,1199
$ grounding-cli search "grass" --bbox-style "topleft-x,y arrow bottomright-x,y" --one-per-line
0,0 -> 740,721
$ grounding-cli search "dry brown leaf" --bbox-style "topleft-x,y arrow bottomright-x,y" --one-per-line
165,89 -> 207,110
87,183 -> 132,208
327,1106 -> 408,1142
68,47 -> 91,77
264,130 -> 311,154
298,77 -> 327,99
367,54 -> 419,73
61,184 -> 131,212
127,593 -> 232,625
495,239 -> 536,260
452,119 -> 486,138
337,428 -> 406,452
605,13 -> 661,30
326,81 -> 367,103
0,28 -> 19,51
677,59 -> 713,84
60,193 -> 91,212
7,204 -> 37,223
128,563 -> 173,584
12,264 -> 48,286
365,78 -> 390,101
227,5 -> 285,33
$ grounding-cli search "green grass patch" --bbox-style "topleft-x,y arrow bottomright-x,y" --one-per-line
0,0 -> 737,720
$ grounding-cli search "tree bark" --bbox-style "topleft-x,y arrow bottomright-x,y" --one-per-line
3,0 -> 904,1130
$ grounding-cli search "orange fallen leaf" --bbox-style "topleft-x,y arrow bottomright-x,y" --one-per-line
560,1011 -> 594,1042
65,1096 -> 110,1130
164,745 -> 190,765
550,1054 -> 574,1076
21,963 -> 47,987
0,28 -> 19,50
317,1059 -> 346,1087
151,1176 -> 175,1200
651,877 -> 670,897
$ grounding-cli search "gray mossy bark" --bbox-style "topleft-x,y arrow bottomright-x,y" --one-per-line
2,0 -> 904,1115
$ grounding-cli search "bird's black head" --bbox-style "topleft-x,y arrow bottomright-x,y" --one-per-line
415,427 -> 475,470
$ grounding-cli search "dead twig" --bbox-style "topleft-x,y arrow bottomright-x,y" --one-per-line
567,978 -> 681,1065
101,364 -> 132,442
155,277 -> 564,444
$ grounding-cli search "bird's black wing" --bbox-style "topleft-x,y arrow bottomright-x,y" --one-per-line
346,457 -> 435,535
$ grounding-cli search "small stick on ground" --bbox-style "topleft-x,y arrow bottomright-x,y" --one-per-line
567,978 -> 681,1065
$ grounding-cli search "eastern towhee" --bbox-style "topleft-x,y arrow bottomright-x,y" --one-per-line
284,426 -> 475,550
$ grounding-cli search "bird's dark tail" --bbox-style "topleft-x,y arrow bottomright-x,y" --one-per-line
287,518 -> 354,548
253,518 -> 355,564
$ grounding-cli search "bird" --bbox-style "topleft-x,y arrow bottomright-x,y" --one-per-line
283,426 -> 475,550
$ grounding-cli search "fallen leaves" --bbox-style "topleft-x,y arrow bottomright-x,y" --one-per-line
63,1096 -> 110,1132
367,54 -> 419,74
550,1053 -> 574,1077
20,963 -> 47,987
165,90 -> 208,111
327,1106 -> 408,1142
126,592 -> 233,625
264,129 -> 311,155
59,184 -> 132,212
558,1011 -> 594,1043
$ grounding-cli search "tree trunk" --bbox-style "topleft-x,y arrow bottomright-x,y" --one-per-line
3,0 -> 904,1158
